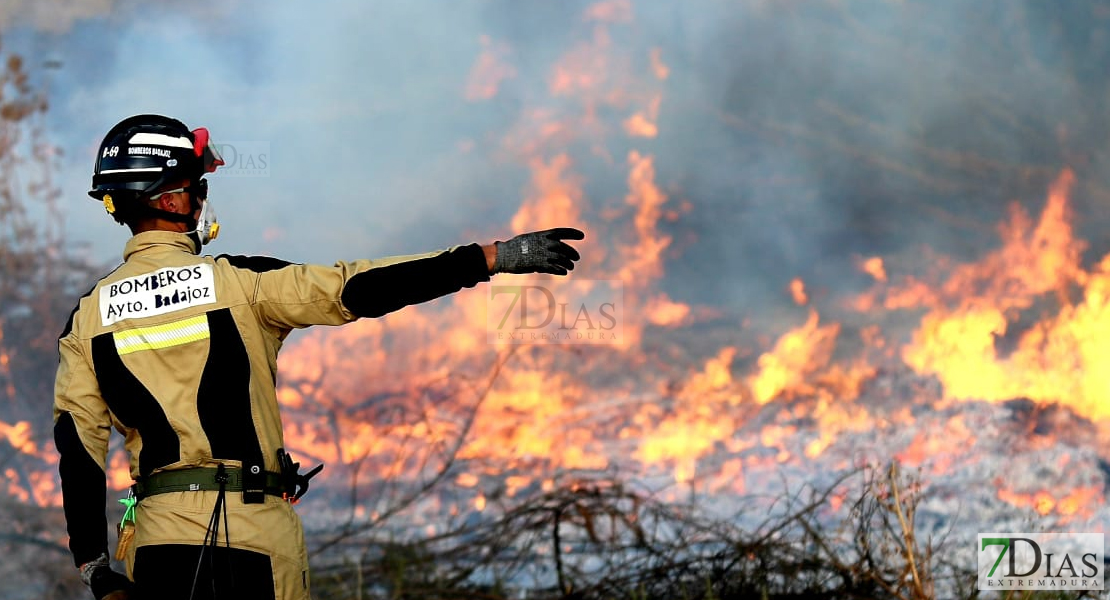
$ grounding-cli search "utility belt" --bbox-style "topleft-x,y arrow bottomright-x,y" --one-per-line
132,466 -> 285,502
132,449 -> 323,505
116,450 -> 323,569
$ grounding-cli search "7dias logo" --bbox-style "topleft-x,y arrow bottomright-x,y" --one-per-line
213,141 -> 269,177
978,533 -> 1104,591
487,280 -> 623,345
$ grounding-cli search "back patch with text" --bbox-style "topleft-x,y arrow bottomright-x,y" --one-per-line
99,264 -> 217,325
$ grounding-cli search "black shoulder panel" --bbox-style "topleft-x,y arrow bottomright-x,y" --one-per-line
59,303 -> 82,341
216,254 -> 296,273
59,267 -> 122,340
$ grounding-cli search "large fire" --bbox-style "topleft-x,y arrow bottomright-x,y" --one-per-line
2,0 -> 1105,557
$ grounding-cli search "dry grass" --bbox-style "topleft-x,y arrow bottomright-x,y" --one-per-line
307,463 -> 1065,600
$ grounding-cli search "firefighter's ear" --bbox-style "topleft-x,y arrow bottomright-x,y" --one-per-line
159,195 -> 176,211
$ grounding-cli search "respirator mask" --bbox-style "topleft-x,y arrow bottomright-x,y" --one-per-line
187,179 -> 220,249
193,198 -> 220,246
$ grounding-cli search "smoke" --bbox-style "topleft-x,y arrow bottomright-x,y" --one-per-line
0,0 -> 114,33
5,2 -> 1110,573
0,0 -> 231,33
19,0 -> 1110,318
631,1 -> 1110,312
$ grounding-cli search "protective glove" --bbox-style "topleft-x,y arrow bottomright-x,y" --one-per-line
80,553 -> 134,600
492,228 -> 584,275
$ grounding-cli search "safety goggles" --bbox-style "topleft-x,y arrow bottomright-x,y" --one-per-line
148,187 -> 188,201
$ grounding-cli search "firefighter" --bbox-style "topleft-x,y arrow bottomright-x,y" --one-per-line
54,114 -> 584,600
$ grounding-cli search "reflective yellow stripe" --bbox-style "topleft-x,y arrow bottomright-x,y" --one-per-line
114,314 -> 210,355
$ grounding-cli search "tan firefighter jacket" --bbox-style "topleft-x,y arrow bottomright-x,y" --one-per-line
53,230 -> 491,569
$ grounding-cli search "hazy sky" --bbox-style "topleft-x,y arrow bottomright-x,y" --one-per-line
6,0 -> 1110,315
13,0 -> 538,264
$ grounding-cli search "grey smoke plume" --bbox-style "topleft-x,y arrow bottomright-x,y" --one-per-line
0,0 -> 224,33
22,0 -> 1110,319
627,1 -> 1110,312
0,0 -> 113,33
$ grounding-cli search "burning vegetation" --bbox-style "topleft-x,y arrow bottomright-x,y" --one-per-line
3,1 -> 1110,599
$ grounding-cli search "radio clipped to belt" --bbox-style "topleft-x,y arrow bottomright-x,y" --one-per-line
277,448 -> 323,505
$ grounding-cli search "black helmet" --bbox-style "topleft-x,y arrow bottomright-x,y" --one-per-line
89,114 -> 224,222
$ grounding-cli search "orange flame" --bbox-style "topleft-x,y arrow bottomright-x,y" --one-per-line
0,320 -> 14,400
510,154 -> 585,235
861,256 -> 887,282
459,368 -> 606,471
465,35 -> 517,101
789,278 -> 808,306
550,25 -> 613,99
895,415 -> 974,475
897,169 -> 1110,422
997,485 -> 1102,518
649,48 -> 669,81
623,94 -> 661,138
748,310 -> 840,404
618,151 -> 671,284
0,419 -> 36,454
644,294 -> 690,326
636,347 -> 745,483
8,0 -> 1104,537
584,0 -> 633,23
107,450 -> 132,492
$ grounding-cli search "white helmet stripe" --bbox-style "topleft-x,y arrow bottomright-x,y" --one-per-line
127,132 -> 193,148
99,167 -> 164,174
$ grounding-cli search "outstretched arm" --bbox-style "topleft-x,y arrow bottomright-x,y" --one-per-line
242,228 -> 586,329
339,243 -> 492,318
342,227 -> 585,318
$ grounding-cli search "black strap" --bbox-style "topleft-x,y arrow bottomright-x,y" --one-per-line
191,464 -> 231,600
